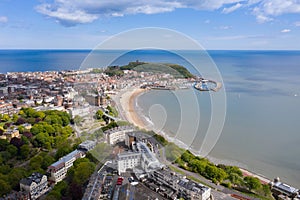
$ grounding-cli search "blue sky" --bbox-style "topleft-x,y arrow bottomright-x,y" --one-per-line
0,0 -> 300,49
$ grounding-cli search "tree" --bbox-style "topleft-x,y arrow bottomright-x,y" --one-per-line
95,110 -> 104,120
244,176 -> 261,191
10,137 -> 24,149
41,154 -> 55,170
31,123 -> 45,135
8,168 -> 26,190
7,144 -> 18,158
16,117 -> 26,125
30,155 -> 43,171
55,144 -> 72,160
107,106 -> 118,117
228,173 -> 243,186
73,161 -> 95,185
12,114 -> 19,123
18,125 -> 25,134
20,145 -> 30,160
2,114 -> 10,122
0,139 -> 9,151
23,131 -> 33,139
0,179 -> 11,196
34,132 -> 53,149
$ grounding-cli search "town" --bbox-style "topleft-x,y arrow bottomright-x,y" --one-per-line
0,63 -> 299,200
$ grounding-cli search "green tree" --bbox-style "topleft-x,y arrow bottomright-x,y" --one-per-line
0,164 -> 11,174
228,173 -> 243,186
55,144 -> 72,160
31,123 -> 45,135
12,114 -> 19,123
73,161 -> 95,185
95,110 -> 104,120
107,106 -> 118,117
30,155 -> 43,171
0,139 -> 9,151
0,179 -> 11,196
2,114 -> 10,122
244,176 -> 261,191
20,144 -> 30,160
8,168 -> 26,190
18,125 -> 25,134
7,144 -> 18,158
35,131 -> 54,149
41,154 -> 55,170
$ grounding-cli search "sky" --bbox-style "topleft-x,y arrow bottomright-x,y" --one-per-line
0,0 -> 300,50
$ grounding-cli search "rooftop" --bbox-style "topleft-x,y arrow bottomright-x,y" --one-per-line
20,172 -> 45,186
48,149 -> 83,169
273,181 -> 299,194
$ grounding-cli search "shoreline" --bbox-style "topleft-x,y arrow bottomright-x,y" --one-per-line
114,87 -> 272,185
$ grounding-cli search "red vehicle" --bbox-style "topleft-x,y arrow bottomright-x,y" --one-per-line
117,177 -> 123,185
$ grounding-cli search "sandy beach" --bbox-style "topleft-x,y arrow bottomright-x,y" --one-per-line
114,87 -> 149,130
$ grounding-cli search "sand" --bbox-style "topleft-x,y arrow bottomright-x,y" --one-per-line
117,87 -> 148,130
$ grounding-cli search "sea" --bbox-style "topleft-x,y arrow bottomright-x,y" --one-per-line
0,49 -> 300,187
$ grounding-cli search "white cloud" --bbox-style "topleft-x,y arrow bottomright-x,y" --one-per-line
281,29 -> 291,33
222,3 -> 243,13
252,0 -> 300,23
36,3 -> 98,26
35,0 -> 244,26
0,16 -> 8,23
35,0 -> 300,26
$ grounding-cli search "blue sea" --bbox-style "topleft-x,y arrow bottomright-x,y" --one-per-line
1,49 -> 300,187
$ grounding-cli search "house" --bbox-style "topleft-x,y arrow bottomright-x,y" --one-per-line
21,123 -> 32,130
19,172 -> 49,200
1,128 -> 20,141
47,150 -> 85,184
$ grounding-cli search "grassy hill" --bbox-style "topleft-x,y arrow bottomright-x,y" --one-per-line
119,61 -> 194,78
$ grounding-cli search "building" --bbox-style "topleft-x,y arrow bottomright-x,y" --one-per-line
150,169 -> 211,200
0,102 -> 18,116
21,123 -> 32,130
47,150 -> 85,184
19,172 -> 49,200
104,126 -> 135,145
270,177 -> 299,199
0,128 -> 20,141
117,152 -> 142,174
68,106 -> 91,118
78,140 -> 96,152
117,141 -> 163,174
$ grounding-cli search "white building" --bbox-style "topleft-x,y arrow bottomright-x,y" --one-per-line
117,142 -> 163,174
104,126 -> 134,145
47,150 -> 85,184
20,172 -> 49,200
117,152 -> 141,174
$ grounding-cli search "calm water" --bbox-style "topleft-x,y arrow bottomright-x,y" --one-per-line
1,50 -> 300,187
